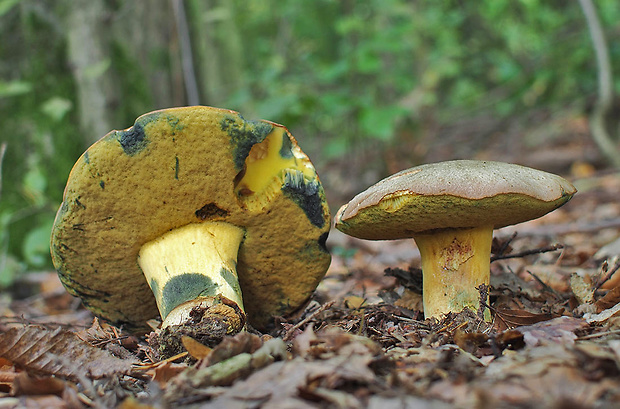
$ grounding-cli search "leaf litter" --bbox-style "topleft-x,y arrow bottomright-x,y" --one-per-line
1,171 -> 620,408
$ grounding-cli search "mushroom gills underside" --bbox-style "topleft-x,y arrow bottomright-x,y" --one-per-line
137,221 -> 245,328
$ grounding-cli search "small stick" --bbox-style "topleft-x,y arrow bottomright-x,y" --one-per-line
524,268 -> 564,300
282,300 -> 335,341
491,244 -> 564,262
496,232 -> 518,256
595,258 -> 620,290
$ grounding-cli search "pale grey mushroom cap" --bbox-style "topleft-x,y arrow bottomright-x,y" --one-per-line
335,160 -> 576,240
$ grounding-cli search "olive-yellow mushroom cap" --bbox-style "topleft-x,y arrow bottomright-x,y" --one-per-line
335,160 -> 576,239
51,106 -> 331,332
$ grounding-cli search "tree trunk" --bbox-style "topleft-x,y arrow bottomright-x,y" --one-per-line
65,0 -> 120,145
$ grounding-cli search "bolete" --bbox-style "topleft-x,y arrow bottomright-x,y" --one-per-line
334,160 -> 576,319
50,106 -> 331,342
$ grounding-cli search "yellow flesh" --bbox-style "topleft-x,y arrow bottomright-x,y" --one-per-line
413,225 -> 493,319
235,127 -> 315,200
138,222 -> 245,327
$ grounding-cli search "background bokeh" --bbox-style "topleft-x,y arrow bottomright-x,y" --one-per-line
1,0 -> 619,283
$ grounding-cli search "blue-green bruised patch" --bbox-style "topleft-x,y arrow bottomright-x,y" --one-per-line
281,170 -> 326,228
220,267 -> 241,295
117,123 -> 148,156
220,114 -> 273,170
166,115 -> 184,134
279,133 -> 294,159
149,278 -> 160,297
161,273 -> 218,318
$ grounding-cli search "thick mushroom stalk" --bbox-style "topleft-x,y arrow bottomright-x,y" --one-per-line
138,222 -> 245,331
413,225 -> 492,318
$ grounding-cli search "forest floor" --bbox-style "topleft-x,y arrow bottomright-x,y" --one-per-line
2,113 -> 620,408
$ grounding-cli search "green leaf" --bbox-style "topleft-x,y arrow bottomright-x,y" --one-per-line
359,106 -> 405,141
22,165 -> 47,206
0,80 -> 32,97
22,217 -> 54,268
0,0 -> 21,18
84,59 -> 111,80
41,97 -> 73,122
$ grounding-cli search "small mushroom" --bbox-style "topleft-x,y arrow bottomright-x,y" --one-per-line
334,160 -> 576,319
50,106 -> 331,340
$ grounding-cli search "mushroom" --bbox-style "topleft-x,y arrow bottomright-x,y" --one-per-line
50,106 -> 331,342
334,160 -> 576,319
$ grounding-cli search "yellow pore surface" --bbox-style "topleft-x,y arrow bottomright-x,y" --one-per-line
235,127 -> 315,200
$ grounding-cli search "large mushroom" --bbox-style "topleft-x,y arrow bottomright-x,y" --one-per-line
334,160 -> 576,319
50,106 -> 331,344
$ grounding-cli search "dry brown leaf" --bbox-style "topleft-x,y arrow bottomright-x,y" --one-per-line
147,361 -> 187,387
0,325 -> 135,380
196,331 -> 263,368
595,285 -> 620,312
181,336 -> 212,360
570,273 -> 595,305
291,324 -> 318,358
166,337 -> 287,400
494,307 -> 556,329
514,316 -> 588,347
12,372 -> 66,396
7,395 -> 68,409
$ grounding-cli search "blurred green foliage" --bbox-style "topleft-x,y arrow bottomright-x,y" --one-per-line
0,0 -> 618,282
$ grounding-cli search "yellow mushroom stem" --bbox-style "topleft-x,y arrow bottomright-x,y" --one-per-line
137,222 -> 245,329
413,224 -> 493,319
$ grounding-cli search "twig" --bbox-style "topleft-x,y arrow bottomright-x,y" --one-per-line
595,258 -> 620,290
282,300 -> 335,341
524,269 -> 564,300
0,143 -> 6,201
576,329 -> 620,341
491,244 -> 564,262
495,231 -> 518,257
171,0 -> 200,105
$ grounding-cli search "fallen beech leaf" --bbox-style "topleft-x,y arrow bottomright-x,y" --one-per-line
584,303 -> 620,324
453,330 -> 489,353
515,316 -> 588,347
197,332 -> 263,368
291,324 -> 318,358
12,372 -> 66,396
166,337 -> 287,401
0,325 -> 134,380
181,336 -> 212,360
148,361 -> 187,386
595,286 -> 620,312
494,308 -> 556,328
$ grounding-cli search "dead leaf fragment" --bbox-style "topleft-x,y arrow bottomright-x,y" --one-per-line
515,316 -> 588,347
570,273 -> 595,305
595,285 -> 620,312
181,336 -> 212,360
12,372 -> 66,396
196,331 -> 263,368
0,325 -> 134,381
494,307 -> 556,329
